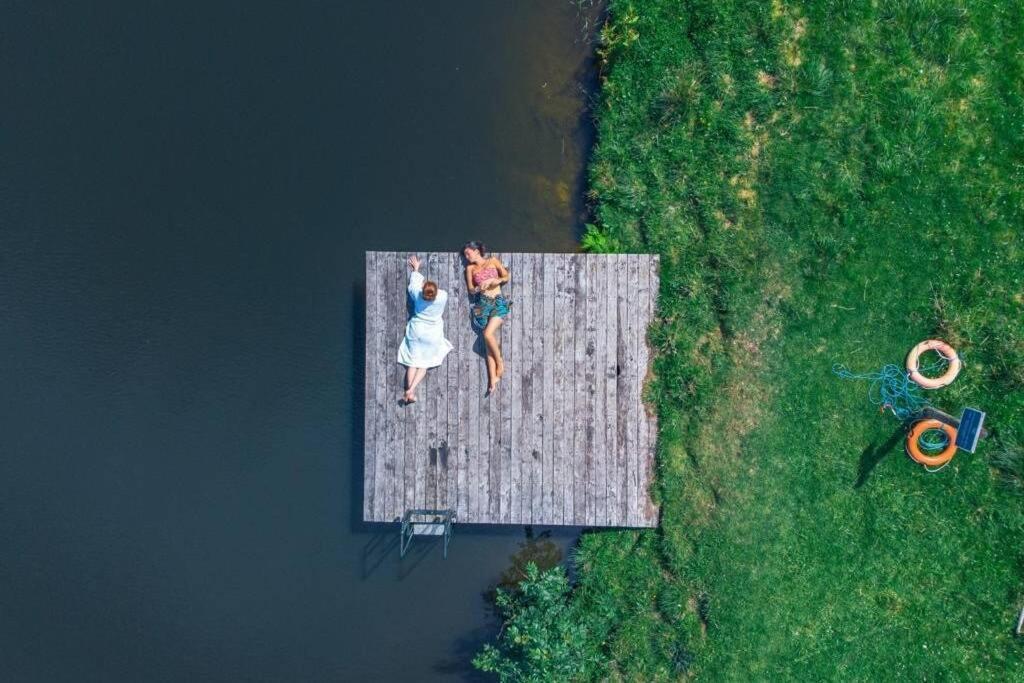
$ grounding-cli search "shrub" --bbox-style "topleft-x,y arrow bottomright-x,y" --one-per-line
473,563 -> 600,682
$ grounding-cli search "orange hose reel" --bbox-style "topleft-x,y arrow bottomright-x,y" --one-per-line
906,419 -> 958,467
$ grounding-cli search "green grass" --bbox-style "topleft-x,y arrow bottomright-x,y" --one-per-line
483,0 -> 1024,679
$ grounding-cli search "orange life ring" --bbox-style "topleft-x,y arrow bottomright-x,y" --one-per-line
906,339 -> 961,389
906,419 -> 958,467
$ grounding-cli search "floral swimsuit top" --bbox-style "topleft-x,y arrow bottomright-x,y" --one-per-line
472,265 -> 499,286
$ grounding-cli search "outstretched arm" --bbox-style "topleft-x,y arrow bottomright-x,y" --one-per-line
407,254 -> 424,296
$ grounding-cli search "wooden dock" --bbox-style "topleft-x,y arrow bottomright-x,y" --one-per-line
363,251 -> 659,527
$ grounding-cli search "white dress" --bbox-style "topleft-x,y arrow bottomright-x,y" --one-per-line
397,271 -> 454,368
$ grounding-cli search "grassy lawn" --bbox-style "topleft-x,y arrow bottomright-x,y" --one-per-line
480,0 -> 1024,679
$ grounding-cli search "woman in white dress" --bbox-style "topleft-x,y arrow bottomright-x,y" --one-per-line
398,254 -> 453,404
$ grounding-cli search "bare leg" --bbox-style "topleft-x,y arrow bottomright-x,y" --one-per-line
403,366 -> 415,402
483,317 -> 504,392
406,366 -> 427,402
485,353 -> 497,393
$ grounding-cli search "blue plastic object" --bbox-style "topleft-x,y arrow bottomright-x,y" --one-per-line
954,407 -> 985,453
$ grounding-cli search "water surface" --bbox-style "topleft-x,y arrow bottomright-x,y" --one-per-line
0,2 -> 600,681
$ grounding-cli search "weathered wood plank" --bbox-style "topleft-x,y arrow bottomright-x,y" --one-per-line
375,251 -> 389,521
557,254 -> 573,524
414,254 -> 429,510
508,252 -> 525,524
477,257 -> 492,524
466,259 -> 480,524
431,254 -> 443,510
446,251 -> 460,512
370,250 -> 385,519
623,254 -> 640,526
399,257 -> 416,520
453,253 -> 471,522
363,252 -> 376,520
540,253 -> 555,523
444,251 -> 461,514
522,253 -> 534,526
615,254 -> 628,525
498,253 -> 514,524
605,254 -> 621,525
518,256 -> 535,523
429,253 -> 447,509
388,253 -> 406,521
479,280 -> 493,525
424,255 -> 437,509
462,258 -> 480,523
583,255 -> 597,525
376,250 -> 390,521
572,254 -> 588,525
552,254 -> 570,525
531,254 -> 546,524
373,254 -> 391,522
485,254 -> 500,523
436,252 -> 451,511
516,252 -> 529,525
428,252 -> 443,509
404,256 -> 423,517
594,255 -> 609,526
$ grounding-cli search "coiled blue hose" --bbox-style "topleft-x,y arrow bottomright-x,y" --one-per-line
832,354 -> 950,421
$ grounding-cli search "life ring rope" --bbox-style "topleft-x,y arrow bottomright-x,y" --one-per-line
906,339 -> 961,389
906,419 -> 958,468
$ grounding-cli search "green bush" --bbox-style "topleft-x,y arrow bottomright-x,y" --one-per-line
473,563 -> 600,682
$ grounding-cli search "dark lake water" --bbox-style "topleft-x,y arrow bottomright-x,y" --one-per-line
0,2 -> 601,681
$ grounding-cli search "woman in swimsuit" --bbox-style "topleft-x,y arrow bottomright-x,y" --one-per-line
463,241 -> 509,395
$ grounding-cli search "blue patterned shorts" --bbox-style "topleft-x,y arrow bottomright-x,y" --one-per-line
472,293 -> 510,329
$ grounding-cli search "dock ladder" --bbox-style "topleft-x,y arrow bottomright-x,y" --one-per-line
400,509 -> 455,559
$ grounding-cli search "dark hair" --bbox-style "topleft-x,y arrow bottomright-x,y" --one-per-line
422,281 -> 438,301
462,240 -> 488,257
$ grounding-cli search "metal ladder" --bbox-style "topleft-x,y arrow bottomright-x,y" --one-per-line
400,509 -> 455,559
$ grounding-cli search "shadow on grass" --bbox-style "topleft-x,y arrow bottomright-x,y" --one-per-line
855,425 -> 906,488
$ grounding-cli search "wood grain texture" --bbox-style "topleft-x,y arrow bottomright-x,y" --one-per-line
499,253 -> 514,523
572,256 -> 587,523
584,255 -> 598,526
541,254 -> 556,524
623,255 -> 640,526
363,252 -> 376,520
362,251 -> 658,527
508,252 -> 524,524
